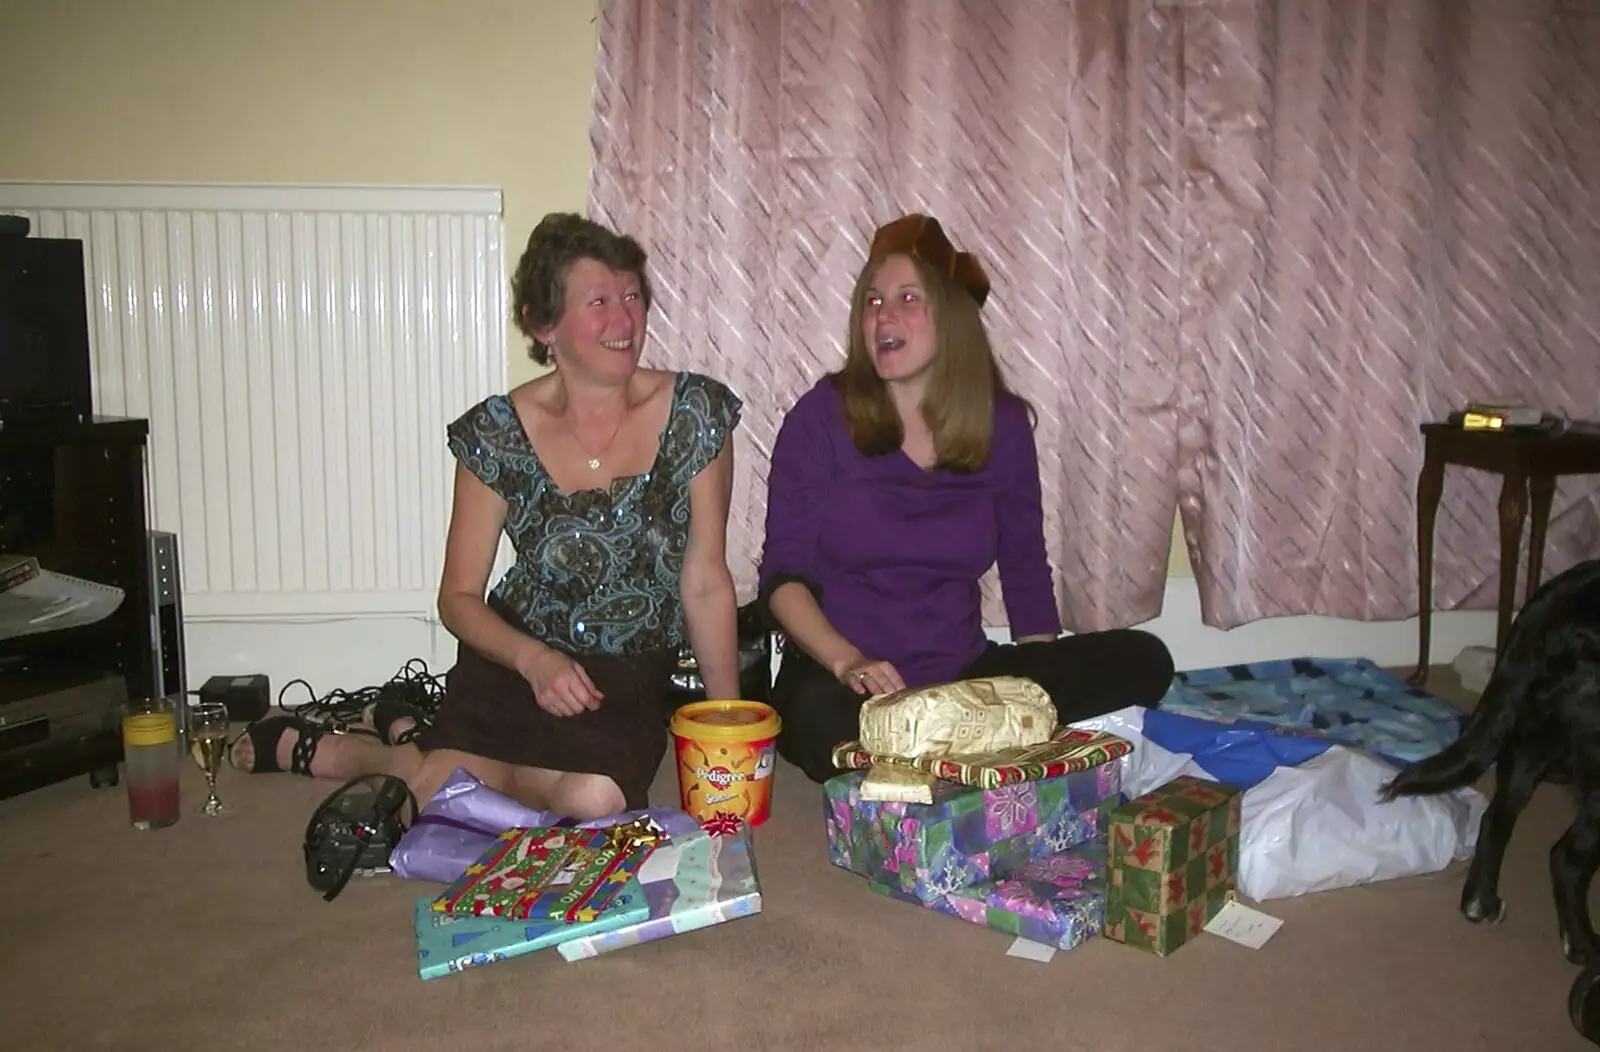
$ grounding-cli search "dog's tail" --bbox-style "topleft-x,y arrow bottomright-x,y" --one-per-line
1378,666 -> 1522,802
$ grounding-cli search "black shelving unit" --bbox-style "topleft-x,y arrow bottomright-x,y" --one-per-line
0,415 -> 154,799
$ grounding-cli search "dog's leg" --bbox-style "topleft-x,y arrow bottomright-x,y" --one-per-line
1553,791 -> 1600,965
1462,745 -> 1544,924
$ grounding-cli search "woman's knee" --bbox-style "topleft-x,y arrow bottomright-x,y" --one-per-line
409,748 -> 509,804
771,661 -> 860,783
776,729 -> 844,785
1109,628 -> 1175,704
548,772 -> 627,821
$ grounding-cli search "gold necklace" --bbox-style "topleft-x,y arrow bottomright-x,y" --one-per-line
569,412 -> 624,471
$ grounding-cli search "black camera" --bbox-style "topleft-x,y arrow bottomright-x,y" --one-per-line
303,774 -> 416,901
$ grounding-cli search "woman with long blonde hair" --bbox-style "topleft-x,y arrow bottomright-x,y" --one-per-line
759,214 -> 1173,783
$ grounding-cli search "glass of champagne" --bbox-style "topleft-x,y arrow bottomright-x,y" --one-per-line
188,701 -> 230,816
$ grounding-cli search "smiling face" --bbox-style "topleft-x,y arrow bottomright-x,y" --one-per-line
535,257 -> 647,382
859,254 -> 938,386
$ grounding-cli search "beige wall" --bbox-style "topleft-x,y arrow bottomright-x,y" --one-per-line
0,0 -> 595,387
0,0 -> 1192,575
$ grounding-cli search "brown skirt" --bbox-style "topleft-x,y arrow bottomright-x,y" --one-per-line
415,625 -> 678,811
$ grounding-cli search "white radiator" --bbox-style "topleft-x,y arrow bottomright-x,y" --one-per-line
0,182 -> 506,620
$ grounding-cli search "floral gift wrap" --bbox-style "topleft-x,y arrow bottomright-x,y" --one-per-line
1104,775 -> 1242,956
869,840 -> 1107,951
824,761 -> 1122,903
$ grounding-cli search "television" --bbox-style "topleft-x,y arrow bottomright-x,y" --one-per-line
0,235 -> 94,426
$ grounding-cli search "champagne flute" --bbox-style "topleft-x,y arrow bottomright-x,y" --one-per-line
188,701 -> 230,816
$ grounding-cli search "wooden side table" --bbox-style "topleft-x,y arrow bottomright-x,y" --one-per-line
1411,421 -> 1600,685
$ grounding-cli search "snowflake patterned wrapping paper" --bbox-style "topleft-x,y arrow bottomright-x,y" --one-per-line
868,840 -> 1107,950
429,823 -> 660,922
1104,775 -> 1242,956
556,824 -> 761,961
413,879 -> 651,980
824,761 -> 1122,903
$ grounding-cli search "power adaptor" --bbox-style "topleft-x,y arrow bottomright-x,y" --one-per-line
198,674 -> 271,722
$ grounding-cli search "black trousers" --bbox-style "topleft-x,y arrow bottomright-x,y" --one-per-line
769,629 -> 1176,784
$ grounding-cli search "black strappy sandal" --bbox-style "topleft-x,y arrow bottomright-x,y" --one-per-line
363,700 -> 428,746
228,714 -> 331,776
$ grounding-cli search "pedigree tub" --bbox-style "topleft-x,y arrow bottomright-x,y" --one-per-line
669,700 -> 781,827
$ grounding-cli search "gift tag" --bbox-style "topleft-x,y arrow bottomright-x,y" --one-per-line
1204,901 -> 1283,949
638,843 -> 684,885
1005,938 -> 1057,963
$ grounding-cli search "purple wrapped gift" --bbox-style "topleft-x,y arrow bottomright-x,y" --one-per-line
825,761 -> 1120,903
389,767 -> 702,884
869,839 -> 1108,951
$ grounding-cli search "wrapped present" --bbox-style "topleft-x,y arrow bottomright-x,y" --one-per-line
831,726 -> 1133,792
390,766 -> 701,884
414,880 -> 650,980
858,762 -> 941,804
868,840 -> 1107,951
853,676 -> 1049,804
1104,774 -> 1242,956
825,761 -> 1121,903
430,818 -> 663,922
857,676 -> 1056,758
557,823 -> 762,961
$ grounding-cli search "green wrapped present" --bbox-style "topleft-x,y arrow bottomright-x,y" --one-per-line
1104,775 -> 1241,956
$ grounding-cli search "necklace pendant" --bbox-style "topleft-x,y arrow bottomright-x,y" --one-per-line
587,457 -> 601,470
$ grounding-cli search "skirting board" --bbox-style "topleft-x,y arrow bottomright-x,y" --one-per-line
182,576 -> 1499,702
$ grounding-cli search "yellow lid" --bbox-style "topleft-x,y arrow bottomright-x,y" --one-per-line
670,700 -> 781,743
123,712 -> 176,747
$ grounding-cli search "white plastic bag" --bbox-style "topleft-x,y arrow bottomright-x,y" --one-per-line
1072,707 -> 1486,901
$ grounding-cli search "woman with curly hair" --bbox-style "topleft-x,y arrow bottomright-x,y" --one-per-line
230,214 -> 743,819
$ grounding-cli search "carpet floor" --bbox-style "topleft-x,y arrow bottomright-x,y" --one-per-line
0,666 -> 1593,1052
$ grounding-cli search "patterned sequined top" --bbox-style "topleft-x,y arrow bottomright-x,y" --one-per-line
446,371 -> 742,656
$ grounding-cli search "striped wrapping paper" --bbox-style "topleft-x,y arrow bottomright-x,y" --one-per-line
830,727 -> 1132,790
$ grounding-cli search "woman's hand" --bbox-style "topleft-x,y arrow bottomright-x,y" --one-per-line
518,645 -> 603,717
833,653 -> 906,697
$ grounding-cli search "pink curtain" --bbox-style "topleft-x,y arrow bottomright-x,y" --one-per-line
589,0 -> 1186,632
589,0 -> 1600,633
1175,0 -> 1600,627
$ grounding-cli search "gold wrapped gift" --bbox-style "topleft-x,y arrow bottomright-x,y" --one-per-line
859,763 -> 940,804
854,676 -> 1055,803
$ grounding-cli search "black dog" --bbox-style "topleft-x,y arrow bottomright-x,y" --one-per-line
1381,557 -> 1600,965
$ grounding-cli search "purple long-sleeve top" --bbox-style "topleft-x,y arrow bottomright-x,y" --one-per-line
758,377 -> 1062,688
